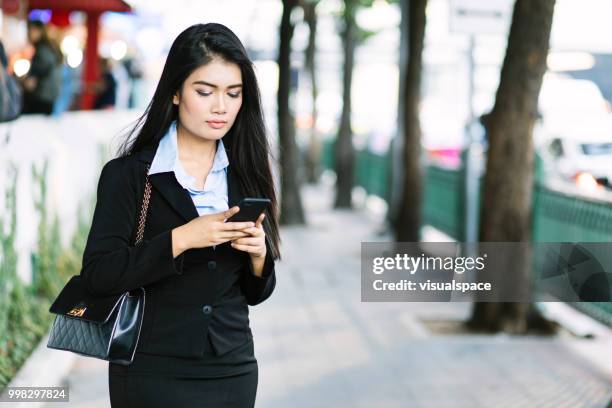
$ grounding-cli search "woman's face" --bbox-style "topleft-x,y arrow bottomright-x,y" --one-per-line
173,57 -> 243,142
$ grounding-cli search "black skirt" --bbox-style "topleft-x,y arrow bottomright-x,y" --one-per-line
108,335 -> 258,407
108,365 -> 257,408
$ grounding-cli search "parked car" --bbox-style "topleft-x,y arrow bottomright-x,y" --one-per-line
539,116 -> 612,192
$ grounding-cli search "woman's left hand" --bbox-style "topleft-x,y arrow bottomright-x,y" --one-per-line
231,213 -> 266,260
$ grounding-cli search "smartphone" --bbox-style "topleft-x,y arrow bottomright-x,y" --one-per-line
226,198 -> 270,223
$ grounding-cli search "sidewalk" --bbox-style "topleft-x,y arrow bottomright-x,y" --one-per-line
44,181 -> 612,408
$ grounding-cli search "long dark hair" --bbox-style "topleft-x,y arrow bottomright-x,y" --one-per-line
118,23 -> 281,260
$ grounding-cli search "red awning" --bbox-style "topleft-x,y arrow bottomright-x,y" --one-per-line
28,0 -> 131,12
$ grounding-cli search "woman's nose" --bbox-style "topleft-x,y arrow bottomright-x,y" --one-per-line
213,94 -> 227,113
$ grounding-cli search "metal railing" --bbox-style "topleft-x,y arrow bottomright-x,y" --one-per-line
321,139 -> 612,325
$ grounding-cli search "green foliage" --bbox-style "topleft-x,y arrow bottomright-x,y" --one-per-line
338,0 -> 374,23
0,155 -> 98,391
56,201 -> 93,283
335,0 -> 389,48
0,164 -> 19,386
0,163 -> 49,389
31,160 -> 64,299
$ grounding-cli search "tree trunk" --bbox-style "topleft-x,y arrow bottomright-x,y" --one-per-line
278,0 -> 306,225
334,1 -> 357,208
468,0 -> 556,333
303,1 -> 321,184
395,0 -> 427,242
386,0 -> 410,235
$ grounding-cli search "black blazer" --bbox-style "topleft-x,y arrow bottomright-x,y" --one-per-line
80,144 -> 276,358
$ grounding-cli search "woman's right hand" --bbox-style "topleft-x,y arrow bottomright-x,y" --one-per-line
171,206 -> 253,257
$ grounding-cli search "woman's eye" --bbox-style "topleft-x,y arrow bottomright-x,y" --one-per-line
196,90 -> 240,98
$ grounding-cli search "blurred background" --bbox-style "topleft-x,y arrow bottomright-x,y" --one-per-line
1,0 -> 612,407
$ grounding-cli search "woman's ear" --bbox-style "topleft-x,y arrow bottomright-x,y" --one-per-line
172,93 -> 179,105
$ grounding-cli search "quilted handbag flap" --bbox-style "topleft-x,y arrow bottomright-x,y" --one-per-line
49,275 -> 128,324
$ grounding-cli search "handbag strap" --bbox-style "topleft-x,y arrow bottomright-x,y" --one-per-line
135,164 -> 152,245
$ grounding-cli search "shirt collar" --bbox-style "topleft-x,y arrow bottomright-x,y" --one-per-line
148,121 -> 229,188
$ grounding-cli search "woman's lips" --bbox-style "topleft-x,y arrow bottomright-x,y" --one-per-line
206,120 -> 227,129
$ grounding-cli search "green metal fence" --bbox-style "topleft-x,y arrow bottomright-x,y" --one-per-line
533,182 -> 612,326
421,165 -> 466,240
321,139 -> 612,326
321,140 -> 390,200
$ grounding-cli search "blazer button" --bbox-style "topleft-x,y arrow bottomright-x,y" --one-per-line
202,305 -> 213,314
208,261 -> 217,270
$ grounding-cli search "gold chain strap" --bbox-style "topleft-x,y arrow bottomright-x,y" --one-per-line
135,165 -> 152,245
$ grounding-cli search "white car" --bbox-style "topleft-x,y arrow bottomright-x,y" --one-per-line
539,116 -> 612,191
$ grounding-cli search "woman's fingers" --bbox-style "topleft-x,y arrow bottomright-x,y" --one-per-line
219,221 -> 255,231
220,206 -> 240,220
238,226 -> 264,236
255,213 -> 265,228
232,237 -> 260,246
230,242 -> 261,253
218,231 -> 250,240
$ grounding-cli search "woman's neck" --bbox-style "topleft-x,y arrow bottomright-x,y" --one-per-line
176,122 -> 216,166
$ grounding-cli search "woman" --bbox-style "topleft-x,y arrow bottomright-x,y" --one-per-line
80,23 -> 280,407
21,20 -> 61,115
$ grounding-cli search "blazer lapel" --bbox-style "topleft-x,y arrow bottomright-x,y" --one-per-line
137,144 -> 243,220
149,172 -> 200,222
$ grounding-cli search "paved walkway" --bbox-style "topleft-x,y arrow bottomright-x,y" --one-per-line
45,182 -> 612,407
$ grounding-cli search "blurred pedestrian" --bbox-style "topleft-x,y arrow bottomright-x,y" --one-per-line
0,40 -> 23,122
52,47 -> 80,116
93,57 -> 117,110
21,20 -> 62,115
122,54 -> 143,108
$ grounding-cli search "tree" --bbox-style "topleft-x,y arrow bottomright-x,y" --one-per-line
385,0 -> 409,235
278,0 -> 306,224
468,0 -> 557,333
334,0 -> 378,208
334,0 -> 359,208
301,0 -> 322,184
395,0 -> 427,242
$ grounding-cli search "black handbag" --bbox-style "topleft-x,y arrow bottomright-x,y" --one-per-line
46,168 -> 152,365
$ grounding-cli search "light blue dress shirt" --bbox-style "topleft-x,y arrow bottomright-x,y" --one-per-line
148,120 -> 230,217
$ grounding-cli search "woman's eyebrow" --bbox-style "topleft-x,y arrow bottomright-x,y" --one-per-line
192,80 -> 242,89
